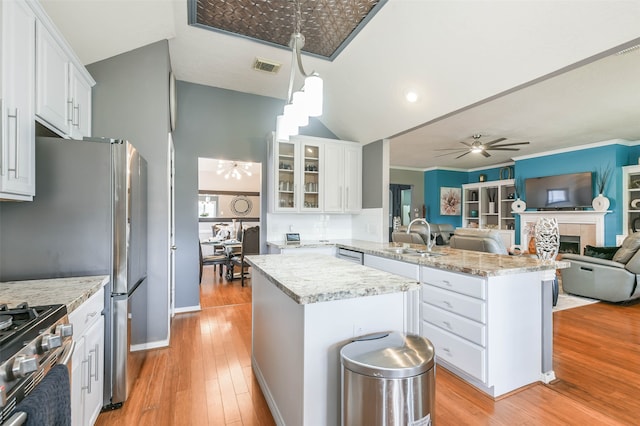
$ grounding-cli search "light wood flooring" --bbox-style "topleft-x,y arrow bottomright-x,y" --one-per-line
97,266 -> 640,425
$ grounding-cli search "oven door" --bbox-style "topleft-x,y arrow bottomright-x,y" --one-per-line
1,340 -> 75,426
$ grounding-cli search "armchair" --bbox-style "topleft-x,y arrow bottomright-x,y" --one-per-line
562,233 -> 640,303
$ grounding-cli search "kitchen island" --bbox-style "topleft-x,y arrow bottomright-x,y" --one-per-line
246,254 -> 420,426
266,240 -> 569,400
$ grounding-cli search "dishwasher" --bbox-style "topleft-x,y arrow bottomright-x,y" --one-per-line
337,247 -> 364,264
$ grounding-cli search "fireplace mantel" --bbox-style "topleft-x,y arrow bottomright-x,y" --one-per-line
517,210 -> 611,250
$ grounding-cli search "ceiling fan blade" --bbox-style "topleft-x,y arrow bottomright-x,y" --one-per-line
460,141 -> 473,148
433,151 -> 461,158
488,142 -> 530,148
435,147 -> 468,152
483,138 -> 507,147
455,151 -> 471,159
481,150 -> 491,158
485,147 -> 520,151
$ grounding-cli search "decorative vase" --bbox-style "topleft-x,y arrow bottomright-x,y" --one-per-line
488,201 -> 495,214
528,236 -> 537,254
592,193 -> 610,211
511,198 -> 526,213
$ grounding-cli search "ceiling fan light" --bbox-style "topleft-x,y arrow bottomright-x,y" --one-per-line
305,75 -> 323,117
471,146 -> 483,153
292,91 -> 309,126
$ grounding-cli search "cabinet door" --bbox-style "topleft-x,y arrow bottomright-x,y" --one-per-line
84,316 -> 104,426
274,140 -> 298,211
35,20 -> 70,135
0,0 -> 35,199
300,141 -> 322,212
343,145 -> 362,212
70,335 -> 86,426
70,64 -> 92,139
323,143 -> 345,212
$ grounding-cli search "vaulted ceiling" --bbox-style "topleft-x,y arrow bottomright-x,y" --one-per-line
41,0 -> 640,170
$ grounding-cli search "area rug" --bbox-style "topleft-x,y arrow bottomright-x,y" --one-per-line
553,293 -> 599,312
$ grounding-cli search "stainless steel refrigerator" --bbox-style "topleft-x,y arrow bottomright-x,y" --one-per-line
0,136 -> 148,409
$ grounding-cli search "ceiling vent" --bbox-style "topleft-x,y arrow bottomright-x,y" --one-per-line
253,58 -> 281,74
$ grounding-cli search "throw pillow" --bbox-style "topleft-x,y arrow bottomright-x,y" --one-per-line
583,245 -> 619,260
612,234 -> 640,263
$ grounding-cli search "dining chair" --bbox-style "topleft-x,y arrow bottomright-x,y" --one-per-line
229,226 -> 260,286
199,241 -> 227,284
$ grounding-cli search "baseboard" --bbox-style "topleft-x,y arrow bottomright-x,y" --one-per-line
252,356 -> 284,426
130,338 -> 169,352
174,304 -> 201,314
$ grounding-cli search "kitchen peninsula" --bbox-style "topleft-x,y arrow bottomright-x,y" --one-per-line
261,240 -> 568,409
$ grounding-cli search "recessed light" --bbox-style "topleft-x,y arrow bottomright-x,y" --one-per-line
405,91 -> 418,103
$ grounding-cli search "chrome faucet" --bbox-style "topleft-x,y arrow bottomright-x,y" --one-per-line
407,218 -> 435,252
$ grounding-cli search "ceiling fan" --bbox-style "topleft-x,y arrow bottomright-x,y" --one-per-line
436,134 -> 530,159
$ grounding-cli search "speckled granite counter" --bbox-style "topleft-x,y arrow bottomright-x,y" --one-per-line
246,254 -> 419,304
267,239 -> 569,277
0,275 -> 109,313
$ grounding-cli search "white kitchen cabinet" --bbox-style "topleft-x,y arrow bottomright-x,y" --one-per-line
70,288 -> 105,426
323,141 -> 362,213
0,0 -> 36,201
420,266 -> 542,397
35,8 -> 94,139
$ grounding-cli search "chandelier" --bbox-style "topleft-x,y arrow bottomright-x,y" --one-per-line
275,0 -> 323,141
217,161 -> 253,180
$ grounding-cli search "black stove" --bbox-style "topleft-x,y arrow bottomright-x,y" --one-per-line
0,303 -> 67,365
0,303 -> 73,423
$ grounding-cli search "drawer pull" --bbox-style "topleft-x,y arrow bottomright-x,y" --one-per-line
442,280 -> 452,287
442,321 -> 452,329
85,311 -> 98,324
442,347 -> 452,356
442,300 -> 452,308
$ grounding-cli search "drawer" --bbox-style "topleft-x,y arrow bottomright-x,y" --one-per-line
69,287 -> 104,338
421,266 -> 486,300
364,254 -> 419,280
422,321 -> 487,383
422,284 -> 486,323
422,303 -> 486,347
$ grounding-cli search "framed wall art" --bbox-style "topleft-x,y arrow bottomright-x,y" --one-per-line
440,187 -> 461,215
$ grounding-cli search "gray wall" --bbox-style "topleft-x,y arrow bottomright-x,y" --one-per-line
390,168 -> 425,217
362,140 -> 384,208
87,40 -> 171,344
172,80 -> 336,309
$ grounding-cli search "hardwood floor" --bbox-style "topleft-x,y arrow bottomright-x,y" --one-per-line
97,266 -> 640,425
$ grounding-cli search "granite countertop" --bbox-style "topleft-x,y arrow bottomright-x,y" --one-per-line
245,254 -> 420,305
267,239 -> 569,277
0,275 -> 109,313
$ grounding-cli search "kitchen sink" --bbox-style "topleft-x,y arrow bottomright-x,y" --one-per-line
405,251 -> 447,258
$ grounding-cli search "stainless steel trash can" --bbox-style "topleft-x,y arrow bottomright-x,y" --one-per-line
340,331 -> 435,426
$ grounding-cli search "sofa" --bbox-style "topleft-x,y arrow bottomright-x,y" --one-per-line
449,228 -> 508,254
391,222 -> 455,246
561,233 -> 640,303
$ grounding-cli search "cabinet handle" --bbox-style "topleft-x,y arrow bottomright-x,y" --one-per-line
82,356 -> 92,392
86,310 -> 98,324
346,187 -> 349,209
442,280 -> 452,287
73,105 -> 80,127
442,300 -> 452,308
7,108 -> 19,177
90,344 -> 99,383
67,98 -> 74,123
340,187 -> 343,209
443,321 -> 452,329
442,347 -> 453,356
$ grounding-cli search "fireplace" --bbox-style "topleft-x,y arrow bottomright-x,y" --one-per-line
559,235 -> 580,254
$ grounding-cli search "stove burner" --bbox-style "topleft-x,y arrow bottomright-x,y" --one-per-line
0,315 -> 11,331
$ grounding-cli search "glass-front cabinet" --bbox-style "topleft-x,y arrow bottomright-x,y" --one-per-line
272,137 -> 323,212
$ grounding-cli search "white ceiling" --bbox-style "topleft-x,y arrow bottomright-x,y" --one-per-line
41,0 -> 640,170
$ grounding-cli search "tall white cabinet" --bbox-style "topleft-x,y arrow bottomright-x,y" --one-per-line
0,0 -> 36,201
622,165 -> 640,237
269,134 -> 362,214
462,179 -> 516,248
69,287 -> 105,426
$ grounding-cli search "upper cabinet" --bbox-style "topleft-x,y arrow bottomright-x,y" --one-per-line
269,134 -> 362,214
0,0 -> 94,202
323,141 -> 362,213
35,7 -> 95,139
0,0 -> 36,201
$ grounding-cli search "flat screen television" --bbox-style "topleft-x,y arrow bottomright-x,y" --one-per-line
525,172 -> 593,210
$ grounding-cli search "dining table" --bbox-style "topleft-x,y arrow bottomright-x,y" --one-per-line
201,238 -> 243,280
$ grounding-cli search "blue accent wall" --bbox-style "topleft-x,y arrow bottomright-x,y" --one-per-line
423,142 -> 640,247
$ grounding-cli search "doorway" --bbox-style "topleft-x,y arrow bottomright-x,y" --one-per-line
197,157 -> 262,307
389,184 -> 412,240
